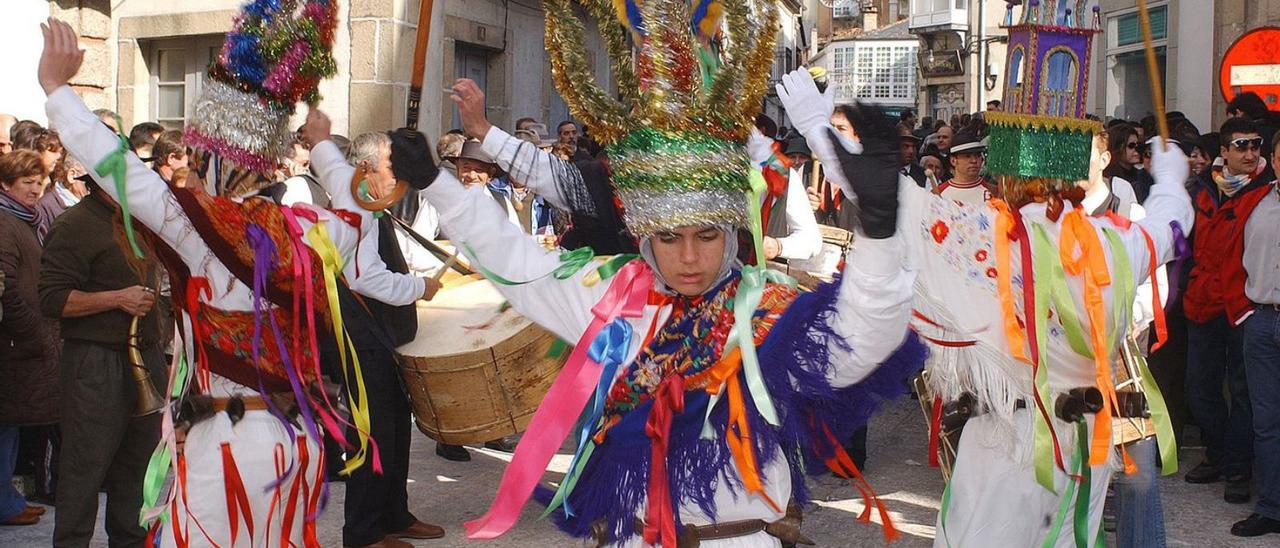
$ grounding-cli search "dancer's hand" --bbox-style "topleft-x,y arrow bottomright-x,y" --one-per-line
39,17 -> 84,95
451,78 -> 493,140
776,68 -> 834,139
302,109 -> 333,148
747,128 -> 776,167
1147,136 -> 1189,187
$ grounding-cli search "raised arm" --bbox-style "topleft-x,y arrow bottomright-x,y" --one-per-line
423,169 -> 608,342
453,78 -> 596,216
1131,138 -> 1194,269
40,19 -> 212,274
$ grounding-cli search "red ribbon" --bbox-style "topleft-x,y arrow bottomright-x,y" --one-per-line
185,278 -> 213,391
928,396 -> 943,468
643,374 -> 687,547
220,443 -> 255,546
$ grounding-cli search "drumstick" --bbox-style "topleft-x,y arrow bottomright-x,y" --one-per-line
387,213 -> 475,276
432,254 -> 459,283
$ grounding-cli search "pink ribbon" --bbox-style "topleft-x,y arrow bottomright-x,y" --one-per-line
463,260 -> 654,539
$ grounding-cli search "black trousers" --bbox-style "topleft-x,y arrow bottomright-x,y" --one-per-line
53,340 -> 163,548
330,346 -> 416,546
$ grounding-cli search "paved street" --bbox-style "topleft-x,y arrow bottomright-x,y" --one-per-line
3,399 -> 1275,547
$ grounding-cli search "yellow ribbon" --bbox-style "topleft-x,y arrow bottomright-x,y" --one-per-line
304,223 -> 375,475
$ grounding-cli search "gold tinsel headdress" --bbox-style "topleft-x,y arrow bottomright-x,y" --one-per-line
544,0 -> 778,235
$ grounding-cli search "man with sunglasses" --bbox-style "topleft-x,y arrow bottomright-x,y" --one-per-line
1183,118 -> 1276,506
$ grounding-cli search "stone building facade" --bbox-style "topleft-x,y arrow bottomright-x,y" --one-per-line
26,0 -> 613,144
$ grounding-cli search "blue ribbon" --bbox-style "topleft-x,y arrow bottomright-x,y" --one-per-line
543,318 -> 633,518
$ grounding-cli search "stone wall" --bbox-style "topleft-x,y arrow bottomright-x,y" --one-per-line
49,0 -> 113,111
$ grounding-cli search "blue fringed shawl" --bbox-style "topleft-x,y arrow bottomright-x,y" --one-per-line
538,276 -> 928,545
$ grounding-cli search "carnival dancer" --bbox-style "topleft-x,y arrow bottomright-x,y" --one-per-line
409,1 -> 924,546
38,8 -> 439,546
778,3 -> 1194,544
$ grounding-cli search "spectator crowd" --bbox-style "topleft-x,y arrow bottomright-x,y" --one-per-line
2,85 -> 1279,545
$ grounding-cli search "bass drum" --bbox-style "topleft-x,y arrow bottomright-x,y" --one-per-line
396,275 -> 567,444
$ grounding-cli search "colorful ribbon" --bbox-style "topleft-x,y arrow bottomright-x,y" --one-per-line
304,222 -> 380,475
464,260 -> 653,539
643,374 -> 686,548
544,318 -> 634,517
1059,210 -> 1117,467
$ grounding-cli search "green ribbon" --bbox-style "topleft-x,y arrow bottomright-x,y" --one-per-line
1101,230 -> 1177,476
938,479 -> 954,548
747,170 -> 767,264
1132,338 -> 1177,475
539,440 -> 596,519
1030,224 -> 1058,492
461,244 -> 627,287
546,338 -> 570,359
95,133 -> 144,258
1072,420 -> 1093,547
1041,419 -> 1084,548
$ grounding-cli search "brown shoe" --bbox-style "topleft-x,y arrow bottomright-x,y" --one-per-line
3,509 -> 40,526
345,536 -> 413,548
392,520 -> 446,540
25,505 -> 46,516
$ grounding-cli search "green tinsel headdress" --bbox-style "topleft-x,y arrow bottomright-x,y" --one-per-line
544,0 -> 778,235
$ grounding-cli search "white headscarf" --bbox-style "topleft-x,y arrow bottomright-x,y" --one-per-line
638,223 -> 741,296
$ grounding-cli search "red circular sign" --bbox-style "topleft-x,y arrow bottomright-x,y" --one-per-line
1220,27 -> 1280,110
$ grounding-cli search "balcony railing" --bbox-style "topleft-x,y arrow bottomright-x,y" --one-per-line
909,0 -> 968,32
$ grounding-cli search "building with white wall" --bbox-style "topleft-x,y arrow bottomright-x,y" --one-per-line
813,18 -> 919,116
1087,0 -> 1214,132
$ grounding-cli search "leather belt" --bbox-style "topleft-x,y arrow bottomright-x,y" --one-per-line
210,396 -> 271,413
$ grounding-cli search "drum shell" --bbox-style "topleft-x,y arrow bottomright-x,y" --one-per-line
397,277 -> 568,445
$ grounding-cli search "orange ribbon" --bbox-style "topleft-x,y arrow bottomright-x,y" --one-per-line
991,199 -> 1031,364
821,422 -> 900,542
1059,210 -> 1122,468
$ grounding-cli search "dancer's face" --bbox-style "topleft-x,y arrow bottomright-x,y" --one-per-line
650,225 -> 726,296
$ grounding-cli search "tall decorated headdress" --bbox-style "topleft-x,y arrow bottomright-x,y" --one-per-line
543,0 -> 779,235
987,0 -> 1101,196
183,0 -> 339,196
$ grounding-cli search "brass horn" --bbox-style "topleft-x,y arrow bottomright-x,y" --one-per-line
128,316 -> 166,417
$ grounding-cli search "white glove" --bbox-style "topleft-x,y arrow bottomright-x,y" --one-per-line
776,69 -> 834,139
746,128 -> 776,167
1147,136 -> 1189,187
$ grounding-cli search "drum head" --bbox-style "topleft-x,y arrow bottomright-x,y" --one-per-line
397,277 -> 531,358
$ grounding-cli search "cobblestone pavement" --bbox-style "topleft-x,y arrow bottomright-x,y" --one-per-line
3,399 -> 1276,547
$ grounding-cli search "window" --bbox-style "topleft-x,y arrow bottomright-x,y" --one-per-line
1116,5 -> 1167,47
154,49 -> 186,129
1007,47 -> 1025,88
833,1 -> 859,19
830,42 -> 917,103
146,36 -> 223,129
1040,48 -> 1079,117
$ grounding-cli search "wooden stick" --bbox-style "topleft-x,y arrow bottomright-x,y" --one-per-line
431,254 -> 459,282
406,0 -> 437,130
1135,0 -> 1169,150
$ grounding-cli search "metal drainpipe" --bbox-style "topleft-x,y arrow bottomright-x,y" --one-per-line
976,0 -> 986,110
